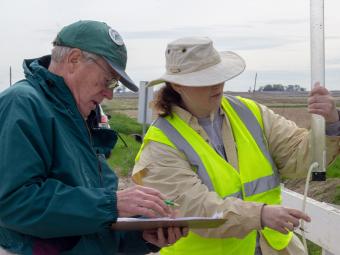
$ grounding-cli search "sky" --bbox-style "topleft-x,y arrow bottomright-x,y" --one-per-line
1,0 -> 340,93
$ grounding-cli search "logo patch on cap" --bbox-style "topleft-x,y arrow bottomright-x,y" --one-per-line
109,28 -> 124,46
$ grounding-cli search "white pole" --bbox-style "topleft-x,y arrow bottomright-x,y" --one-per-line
137,81 -> 153,138
310,0 -> 326,181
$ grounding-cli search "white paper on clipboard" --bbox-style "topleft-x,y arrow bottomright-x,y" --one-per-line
111,216 -> 227,231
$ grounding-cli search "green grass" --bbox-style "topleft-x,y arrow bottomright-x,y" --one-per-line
102,98 -> 137,111
326,156 -> 340,205
296,235 -> 322,255
332,186 -> 340,205
107,133 -> 141,176
307,241 -> 322,255
108,112 -> 144,135
105,113 -> 145,176
327,156 -> 340,178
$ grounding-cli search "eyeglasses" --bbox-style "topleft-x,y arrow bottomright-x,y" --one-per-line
88,57 -> 120,90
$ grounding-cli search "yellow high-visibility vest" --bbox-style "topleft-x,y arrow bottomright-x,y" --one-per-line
136,96 -> 292,254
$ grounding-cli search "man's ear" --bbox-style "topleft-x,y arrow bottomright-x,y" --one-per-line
65,48 -> 83,73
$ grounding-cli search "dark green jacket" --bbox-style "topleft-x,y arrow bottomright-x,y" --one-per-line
0,56 -> 155,255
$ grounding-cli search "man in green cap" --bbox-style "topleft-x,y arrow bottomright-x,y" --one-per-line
0,20 -> 187,255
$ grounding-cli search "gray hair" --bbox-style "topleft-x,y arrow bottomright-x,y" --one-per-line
51,46 -> 100,63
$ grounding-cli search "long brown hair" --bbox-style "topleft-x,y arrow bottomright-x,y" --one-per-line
152,82 -> 182,117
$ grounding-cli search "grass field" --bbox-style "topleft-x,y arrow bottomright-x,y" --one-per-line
103,112 -> 145,176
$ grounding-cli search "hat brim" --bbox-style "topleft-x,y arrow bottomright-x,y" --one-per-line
104,57 -> 138,92
147,51 -> 245,87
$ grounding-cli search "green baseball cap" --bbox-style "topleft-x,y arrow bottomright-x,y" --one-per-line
53,20 -> 138,92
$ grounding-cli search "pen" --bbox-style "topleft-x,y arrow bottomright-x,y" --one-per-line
164,199 -> 180,207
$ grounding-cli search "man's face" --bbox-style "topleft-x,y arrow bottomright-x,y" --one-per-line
67,53 -> 120,118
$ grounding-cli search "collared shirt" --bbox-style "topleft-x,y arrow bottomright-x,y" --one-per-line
132,101 -> 340,255
197,109 -> 227,160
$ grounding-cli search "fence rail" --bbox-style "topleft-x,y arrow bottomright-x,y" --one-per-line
282,188 -> 340,255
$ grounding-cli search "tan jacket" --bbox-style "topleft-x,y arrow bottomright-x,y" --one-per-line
132,102 -> 340,255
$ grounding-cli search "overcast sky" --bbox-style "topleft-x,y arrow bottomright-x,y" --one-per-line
1,0 -> 340,92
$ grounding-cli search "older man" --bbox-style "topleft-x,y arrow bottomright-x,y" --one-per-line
0,20 -> 186,255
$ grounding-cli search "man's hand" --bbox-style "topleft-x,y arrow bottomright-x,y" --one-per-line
261,205 -> 311,234
143,227 -> 189,248
117,185 -> 172,218
308,84 -> 339,123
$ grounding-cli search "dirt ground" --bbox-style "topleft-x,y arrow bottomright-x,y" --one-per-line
284,178 -> 340,203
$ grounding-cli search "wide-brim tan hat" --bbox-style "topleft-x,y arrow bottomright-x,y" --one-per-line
147,37 -> 246,87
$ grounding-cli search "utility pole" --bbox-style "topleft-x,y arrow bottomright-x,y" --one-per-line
9,66 -> 12,86
253,72 -> 257,93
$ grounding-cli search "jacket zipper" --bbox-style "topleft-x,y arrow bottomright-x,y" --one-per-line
84,120 -> 103,187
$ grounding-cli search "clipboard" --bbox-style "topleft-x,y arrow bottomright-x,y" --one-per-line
111,217 -> 227,231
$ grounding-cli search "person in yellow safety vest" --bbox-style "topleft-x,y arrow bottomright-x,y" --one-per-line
132,37 -> 340,255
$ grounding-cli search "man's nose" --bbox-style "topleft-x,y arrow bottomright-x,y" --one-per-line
103,88 -> 114,100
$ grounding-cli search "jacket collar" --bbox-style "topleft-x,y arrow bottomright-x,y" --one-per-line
23,55 -> 81,117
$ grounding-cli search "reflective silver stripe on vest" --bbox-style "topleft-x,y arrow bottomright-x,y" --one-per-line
226,96 -> 280,196
153,118 -> 215,191
244,174 -> 280,198
224,191 -> 243,199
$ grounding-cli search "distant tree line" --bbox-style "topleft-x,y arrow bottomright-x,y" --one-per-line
257,84 -> 306,92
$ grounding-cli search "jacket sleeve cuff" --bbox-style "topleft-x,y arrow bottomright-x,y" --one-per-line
231,200 -> 264,232
326,119 -> 340,136
118,231 -> 160,254
104,189 -> 118,224
145,241 -> 161,253
260,204 -> 267,229
252,202 -> 265,231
